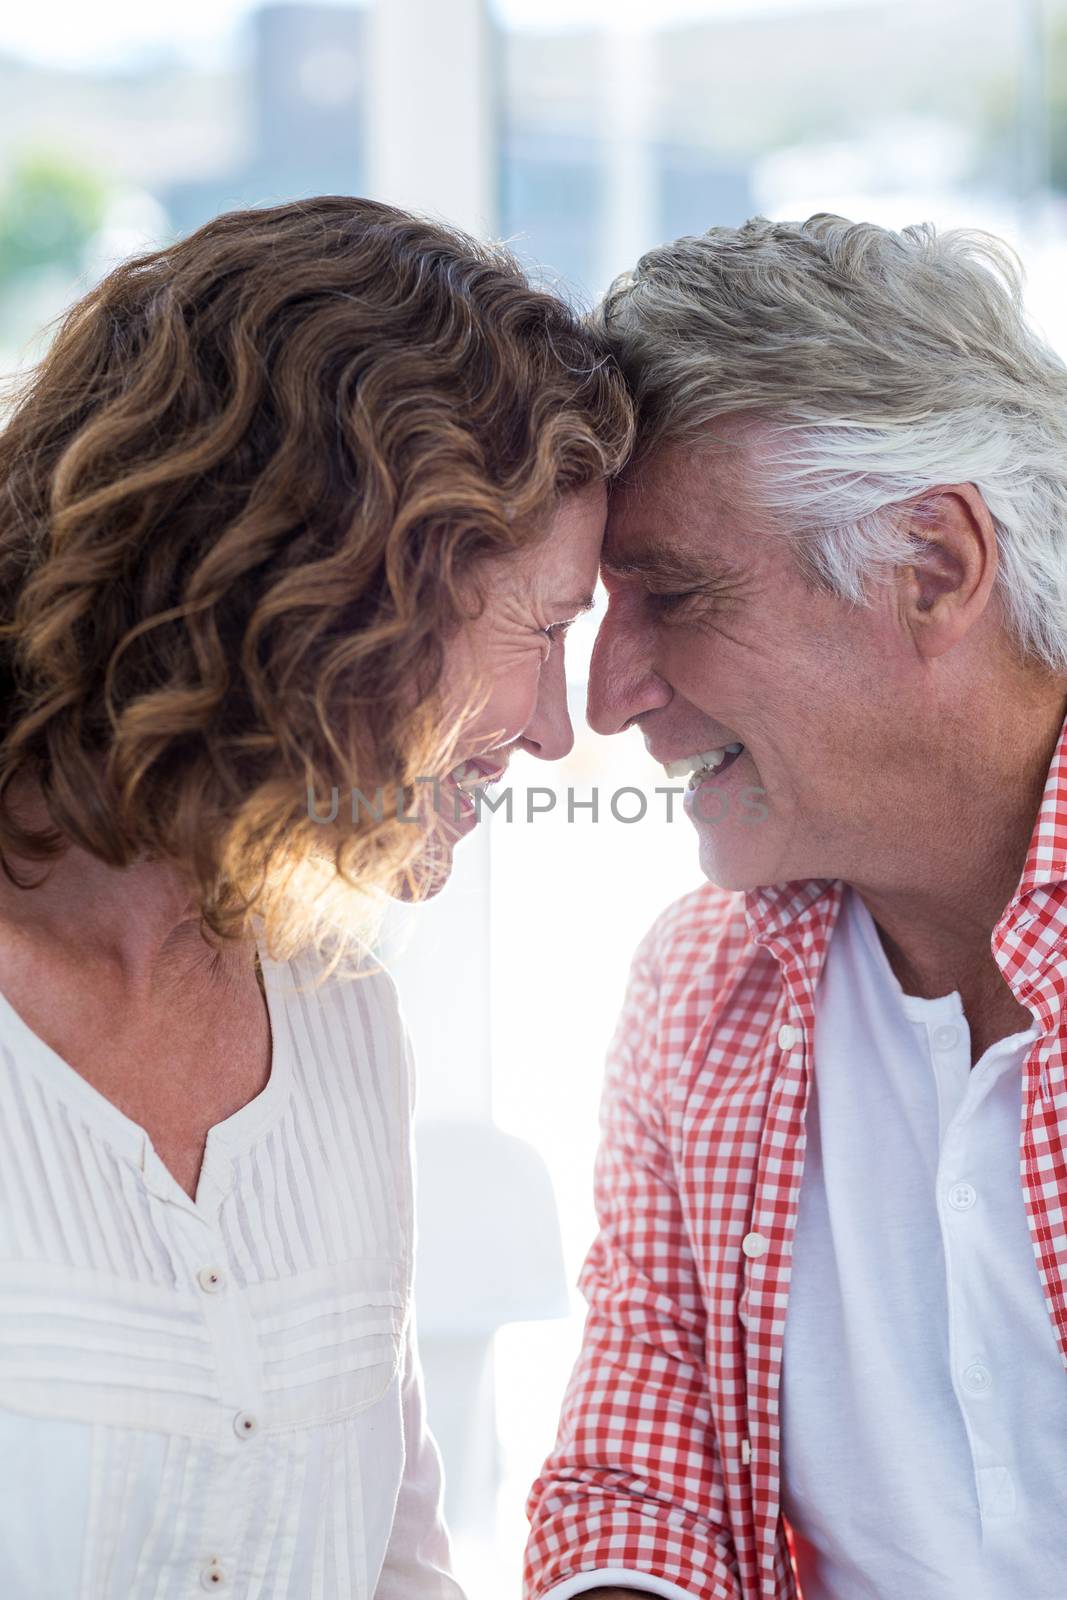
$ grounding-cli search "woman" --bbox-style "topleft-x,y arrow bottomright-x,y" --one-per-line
0,197 -> 632,1597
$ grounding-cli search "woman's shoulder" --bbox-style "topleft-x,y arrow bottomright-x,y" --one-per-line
260,943 -> 418,1255
265,940 -> 415,1113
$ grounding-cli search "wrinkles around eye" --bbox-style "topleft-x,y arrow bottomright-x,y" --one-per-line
649,587 -> 730,625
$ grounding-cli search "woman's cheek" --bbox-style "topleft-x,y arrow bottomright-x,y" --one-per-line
488,664 -> 542,745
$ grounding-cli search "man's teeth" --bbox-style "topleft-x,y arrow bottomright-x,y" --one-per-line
662,743 -> 744,781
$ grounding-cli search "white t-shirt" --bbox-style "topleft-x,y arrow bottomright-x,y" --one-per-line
781,884 -> 1067,1600
0,939 -> 465,1599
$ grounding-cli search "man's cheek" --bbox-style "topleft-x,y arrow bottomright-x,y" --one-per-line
739,786 -> 769,823
691,785 -> 769,824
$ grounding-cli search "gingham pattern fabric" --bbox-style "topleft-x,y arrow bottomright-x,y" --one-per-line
525,718 -> 1067,1600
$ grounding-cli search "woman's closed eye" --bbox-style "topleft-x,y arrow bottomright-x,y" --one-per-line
533,619 -> 573,664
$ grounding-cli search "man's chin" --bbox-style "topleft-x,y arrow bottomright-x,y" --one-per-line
696,835 -> 779,894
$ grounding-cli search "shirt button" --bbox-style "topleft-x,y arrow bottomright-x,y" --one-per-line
932,1023 -> 961,1051
777,1023 -> 799,1050
233,1410 -> 259,1439
200,1561 -> 226,1590
948,1182 -> 977,1211
963,1361 -> 992,1394
197,1266 -> 226,1294
742,1231 -> 769,1258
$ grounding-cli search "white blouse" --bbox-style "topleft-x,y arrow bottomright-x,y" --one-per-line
0,934 -> 466,1599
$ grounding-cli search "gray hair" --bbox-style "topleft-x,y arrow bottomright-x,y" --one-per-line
594,213 -> 1067,674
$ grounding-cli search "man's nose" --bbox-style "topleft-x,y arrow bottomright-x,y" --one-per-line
520,644 -> 575,762
586,609 -> 672,736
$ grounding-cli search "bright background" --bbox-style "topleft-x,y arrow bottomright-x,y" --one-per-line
3,0 -> 1067,1593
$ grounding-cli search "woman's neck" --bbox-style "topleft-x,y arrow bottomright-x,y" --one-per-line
0,780 -> 250,1002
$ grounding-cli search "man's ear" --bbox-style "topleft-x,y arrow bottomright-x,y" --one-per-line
896,485 -> 998,659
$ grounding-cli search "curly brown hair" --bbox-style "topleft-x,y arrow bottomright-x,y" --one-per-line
0,196 -> 633,962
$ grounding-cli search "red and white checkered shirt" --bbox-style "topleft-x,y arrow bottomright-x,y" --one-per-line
524,716 -> 1067,1600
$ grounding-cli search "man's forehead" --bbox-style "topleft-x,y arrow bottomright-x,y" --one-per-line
602,496 -> 733,584
603,436 -> 754,575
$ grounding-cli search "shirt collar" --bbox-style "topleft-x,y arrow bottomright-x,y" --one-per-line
991,709 -> 1067,1009
1008,707 -> 1067,900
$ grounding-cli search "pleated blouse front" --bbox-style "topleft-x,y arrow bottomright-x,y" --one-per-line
0,939 -> 463,1600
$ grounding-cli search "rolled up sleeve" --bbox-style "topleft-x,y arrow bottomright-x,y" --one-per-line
524,927 -> 740,1600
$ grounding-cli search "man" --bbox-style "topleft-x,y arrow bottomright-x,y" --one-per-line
523,215 -> 1067,1600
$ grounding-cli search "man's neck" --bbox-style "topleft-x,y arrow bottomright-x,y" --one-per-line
847,695 -> 1064,1055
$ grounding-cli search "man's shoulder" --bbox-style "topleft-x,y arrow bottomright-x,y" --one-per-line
616,884 -> 766,1094
637,879 -> 755,1001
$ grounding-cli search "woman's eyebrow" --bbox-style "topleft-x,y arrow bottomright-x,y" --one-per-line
552,593 -> 596,613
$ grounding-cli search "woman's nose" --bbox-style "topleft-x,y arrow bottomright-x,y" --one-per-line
586,607 -> 671,736
519,644 -> 575,762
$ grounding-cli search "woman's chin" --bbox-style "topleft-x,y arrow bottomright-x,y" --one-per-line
391,829 -> 458,902
388,773 -> 488,902
392,865 -> 451,903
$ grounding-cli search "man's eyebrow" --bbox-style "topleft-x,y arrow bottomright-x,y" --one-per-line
601,543 -> 741,588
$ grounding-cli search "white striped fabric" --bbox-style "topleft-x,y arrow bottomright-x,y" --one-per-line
0,937 -> 465,1600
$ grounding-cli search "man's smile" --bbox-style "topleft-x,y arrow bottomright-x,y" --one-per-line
661,743 -> 746,786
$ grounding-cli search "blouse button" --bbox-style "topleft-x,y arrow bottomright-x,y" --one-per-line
777,1023 -> 799,1050
197,1266 -> 226,1294
200,1560 -> 226,1590
233,1410 -> 259,1440
742,1231 -> 769,1258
